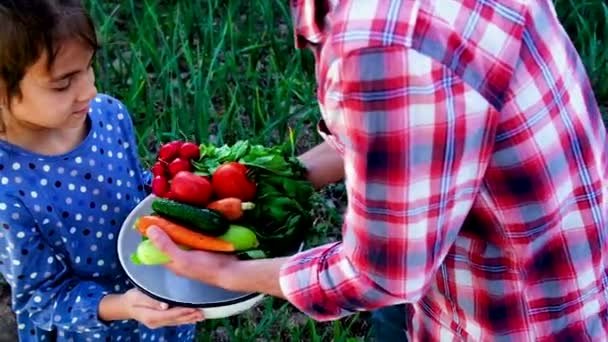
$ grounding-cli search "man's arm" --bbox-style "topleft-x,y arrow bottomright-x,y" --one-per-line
298,141 -> 344,189
278,46 -> 499,320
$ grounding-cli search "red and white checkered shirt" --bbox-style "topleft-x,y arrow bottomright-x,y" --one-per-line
279,0 -> 608,340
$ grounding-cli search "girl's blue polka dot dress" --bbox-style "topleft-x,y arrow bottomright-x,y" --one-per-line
0,94 -> 196,341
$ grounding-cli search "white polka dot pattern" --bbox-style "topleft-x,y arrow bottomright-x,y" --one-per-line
0,94 -> 196,341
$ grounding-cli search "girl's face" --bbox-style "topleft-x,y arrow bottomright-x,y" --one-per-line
2,38 -> 97,133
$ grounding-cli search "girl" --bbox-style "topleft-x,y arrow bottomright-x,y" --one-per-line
0,0 -> 201,341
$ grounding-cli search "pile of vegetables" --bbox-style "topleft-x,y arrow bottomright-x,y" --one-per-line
131,139 -> 315,265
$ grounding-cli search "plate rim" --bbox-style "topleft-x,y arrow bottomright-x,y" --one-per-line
127,276 -> 261,308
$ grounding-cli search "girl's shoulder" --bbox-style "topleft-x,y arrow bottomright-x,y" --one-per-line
89,94 -> 134,126
88,93 -> 139,143
90,94 -> 128,113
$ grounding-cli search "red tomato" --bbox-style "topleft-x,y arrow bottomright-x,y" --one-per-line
211,162 -> 256,201
170,171 -> 213,207
179,142 -> 201,161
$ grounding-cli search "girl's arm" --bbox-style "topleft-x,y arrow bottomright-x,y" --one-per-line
0,194 -> 114,333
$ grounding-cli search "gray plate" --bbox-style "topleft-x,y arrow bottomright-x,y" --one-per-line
117,194 -> 265,318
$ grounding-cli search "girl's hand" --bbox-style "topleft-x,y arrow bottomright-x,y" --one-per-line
122,288 -> 204,329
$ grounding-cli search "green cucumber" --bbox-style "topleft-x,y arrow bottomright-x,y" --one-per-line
218,224 -> 260,251
131,239 -> 171,265
151,198 -> 229,236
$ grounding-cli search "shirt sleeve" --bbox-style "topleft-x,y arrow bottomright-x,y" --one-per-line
279,46 -> 499,320
0,194 -> 113,333
100,94 -> 152,193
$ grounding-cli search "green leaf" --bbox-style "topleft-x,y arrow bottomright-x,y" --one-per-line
229,140 -> 250,159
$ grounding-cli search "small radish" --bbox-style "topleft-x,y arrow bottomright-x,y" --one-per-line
158,141 -> 183,162
179,142 -> 201,161
151,161 -> 166,177
168,158 -> 191,176
151,176 -> 169,197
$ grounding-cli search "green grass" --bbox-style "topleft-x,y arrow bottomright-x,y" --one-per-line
554,0 -> 608,113
81,0 -> 608,340
87,0 -> 320,162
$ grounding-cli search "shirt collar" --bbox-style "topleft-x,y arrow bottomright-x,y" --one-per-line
290,0 -> 332,48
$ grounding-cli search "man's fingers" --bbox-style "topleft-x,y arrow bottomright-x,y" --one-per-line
147,226 -> 182,258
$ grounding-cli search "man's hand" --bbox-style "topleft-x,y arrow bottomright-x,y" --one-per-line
146,226 -> 237,286
298,141 -> 344,189
147,226 -> 289,299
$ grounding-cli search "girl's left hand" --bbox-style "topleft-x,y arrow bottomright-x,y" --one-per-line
123,288 -> 204,329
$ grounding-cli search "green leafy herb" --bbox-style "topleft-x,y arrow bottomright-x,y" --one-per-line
193,140 -> 314,256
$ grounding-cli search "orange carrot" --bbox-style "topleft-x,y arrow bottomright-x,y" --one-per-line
135,215 -> 235,252
206,197 -> 255,221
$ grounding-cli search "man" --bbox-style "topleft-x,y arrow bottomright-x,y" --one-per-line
148,0 -> 608,340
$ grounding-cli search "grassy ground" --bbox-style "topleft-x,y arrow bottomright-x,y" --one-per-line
0,0 -> 596,341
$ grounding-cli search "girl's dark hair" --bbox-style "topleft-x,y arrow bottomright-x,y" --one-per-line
0,0 -> 98,103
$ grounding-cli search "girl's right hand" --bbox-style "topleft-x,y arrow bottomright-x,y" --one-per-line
122,288 -> 204,329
